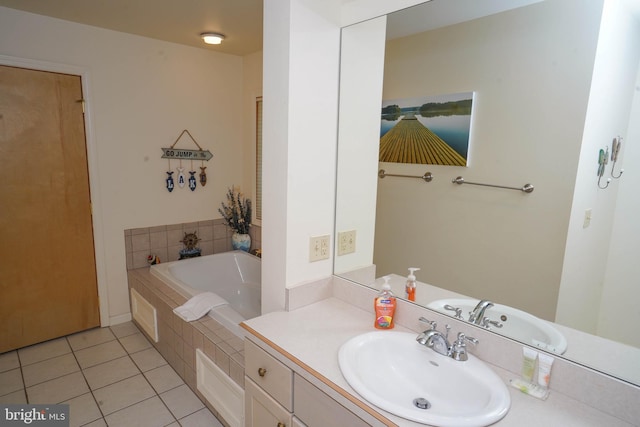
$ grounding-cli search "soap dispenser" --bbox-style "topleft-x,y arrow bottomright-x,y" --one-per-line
405,268 -> 420,302
374,276 -> 396,329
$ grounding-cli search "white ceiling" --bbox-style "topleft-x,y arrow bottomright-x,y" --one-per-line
0,0 -> 264,56
2,0 -> 637,57
0,0 -> 543,56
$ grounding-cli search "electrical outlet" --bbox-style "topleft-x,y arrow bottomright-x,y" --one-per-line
309,235 -> 330,262
338,230 -> 356,256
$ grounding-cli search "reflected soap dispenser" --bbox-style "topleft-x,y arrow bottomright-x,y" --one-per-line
374,276 -> 396,329
405,268 -> 420,302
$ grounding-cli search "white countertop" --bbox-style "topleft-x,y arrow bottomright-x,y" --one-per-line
242,297 -> 634,427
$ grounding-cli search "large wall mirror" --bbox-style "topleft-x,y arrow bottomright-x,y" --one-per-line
334,0 -> 640,386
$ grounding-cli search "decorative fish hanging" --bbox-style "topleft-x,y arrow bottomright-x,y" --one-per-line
188,171 -> 197,191
199,166 -> 207,186
177,166 -> 186,188
166,171 -> 175,192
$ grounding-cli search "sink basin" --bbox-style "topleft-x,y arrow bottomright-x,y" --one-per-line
427,298 -> 567,354
338,331 -> 510,426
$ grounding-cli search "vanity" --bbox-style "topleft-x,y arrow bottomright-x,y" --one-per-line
241,277 -> 639,427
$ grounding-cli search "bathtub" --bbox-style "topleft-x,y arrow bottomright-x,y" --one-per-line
150,250 -> 261,337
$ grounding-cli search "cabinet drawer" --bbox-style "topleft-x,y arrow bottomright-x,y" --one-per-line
245,377 -> 292,427
245,339 -> 293,411
294,374 -> 371,427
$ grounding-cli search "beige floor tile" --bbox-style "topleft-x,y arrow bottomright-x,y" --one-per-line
178,408 -> 223,427
18,338 -> 71,366
83,356 -> 140,390
0,351 -> 19,373
74,340 -> 127,369
22,353 -> 80,387
93,374 -> 156,415
110,321 -> 140,339
26,371 -> 89,404
130,347 -> 167,372
119,332 -> 152,354
160,384 -> 204,420
82,419 -> 107,427
144,365 -> 184,394
104,396 -> 175,427
0,389 -> 27,404
0,368 -> 24,396
67,327 -> 115,351
64,392 -> 102,427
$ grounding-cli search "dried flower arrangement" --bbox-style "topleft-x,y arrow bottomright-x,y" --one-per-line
218,187 -> 252,235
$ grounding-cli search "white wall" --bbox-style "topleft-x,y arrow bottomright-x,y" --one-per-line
262,0 -> 343,313
0,7 -> 250,324
334,16 -> 387,276
372,0 -> 603,321
261,0 -> 428,313
560,0 -> 640,344
599,64 -> 640,346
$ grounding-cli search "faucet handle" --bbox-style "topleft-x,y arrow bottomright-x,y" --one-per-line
444,304 -> 463,319
481,317 -> 504,329
460,332 -> 478,344
451,333 -> 478,361
419,317 -> 437,330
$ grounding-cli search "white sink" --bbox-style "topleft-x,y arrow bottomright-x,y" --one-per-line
427,298 -> 567,354
338,331 -> 510,426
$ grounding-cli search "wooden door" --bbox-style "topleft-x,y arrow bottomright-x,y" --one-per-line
0,65 -> 100,352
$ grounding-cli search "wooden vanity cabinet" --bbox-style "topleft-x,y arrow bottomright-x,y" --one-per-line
245,339 -> 293,426
245,377 -> 292,427
293,373 -> 371,427
244,337 -> 374,427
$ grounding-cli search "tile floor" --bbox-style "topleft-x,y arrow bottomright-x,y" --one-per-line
0,322 -> 223,427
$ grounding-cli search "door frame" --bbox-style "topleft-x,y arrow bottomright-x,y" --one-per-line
1,54 -> 109,326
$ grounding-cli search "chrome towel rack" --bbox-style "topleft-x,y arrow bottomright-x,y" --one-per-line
452,176 -> 534,193
379,169 -> 433,182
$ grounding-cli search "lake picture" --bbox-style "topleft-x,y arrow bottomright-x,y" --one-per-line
380,92 -> 473,166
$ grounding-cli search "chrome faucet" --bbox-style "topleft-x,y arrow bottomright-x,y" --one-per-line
468,299 -> 494,325
416,317 -> 477,361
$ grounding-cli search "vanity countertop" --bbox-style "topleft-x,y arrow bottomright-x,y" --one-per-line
242,297 -> 634,427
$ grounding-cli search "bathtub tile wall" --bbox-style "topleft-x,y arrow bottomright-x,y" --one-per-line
127,268 -> 245,426
125,219 -> 262,270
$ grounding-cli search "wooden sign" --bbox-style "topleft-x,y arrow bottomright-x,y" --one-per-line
161,148 -> 213,161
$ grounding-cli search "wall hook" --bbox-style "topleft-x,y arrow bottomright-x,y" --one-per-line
610,136 -> 624,179
598,175 -> 611,189
597,146 -> 611,189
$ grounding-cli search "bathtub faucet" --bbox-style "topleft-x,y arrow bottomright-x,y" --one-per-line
468,300 -> 494,325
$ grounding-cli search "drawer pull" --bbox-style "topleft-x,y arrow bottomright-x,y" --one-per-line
258,367 -> 267,377
277,423 -> 285,427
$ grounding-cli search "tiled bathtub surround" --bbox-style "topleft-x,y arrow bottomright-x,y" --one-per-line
125,219 -> 262,270
127,267 -> 245,427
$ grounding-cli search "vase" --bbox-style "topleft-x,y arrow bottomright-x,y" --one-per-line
232,233 -> 251,252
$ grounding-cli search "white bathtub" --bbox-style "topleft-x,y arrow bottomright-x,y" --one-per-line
150,250 -> 261,337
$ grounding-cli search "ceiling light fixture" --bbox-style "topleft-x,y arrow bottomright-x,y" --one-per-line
200,32 -> 225,45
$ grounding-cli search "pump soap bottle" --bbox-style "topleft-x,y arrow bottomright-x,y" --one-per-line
405,268 -> 420,302
374,276 -> 396,329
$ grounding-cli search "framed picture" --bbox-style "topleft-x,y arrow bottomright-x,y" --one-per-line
380,92 -> 474,166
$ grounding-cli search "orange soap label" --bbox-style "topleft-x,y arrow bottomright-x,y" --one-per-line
374,297 -> 395,329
